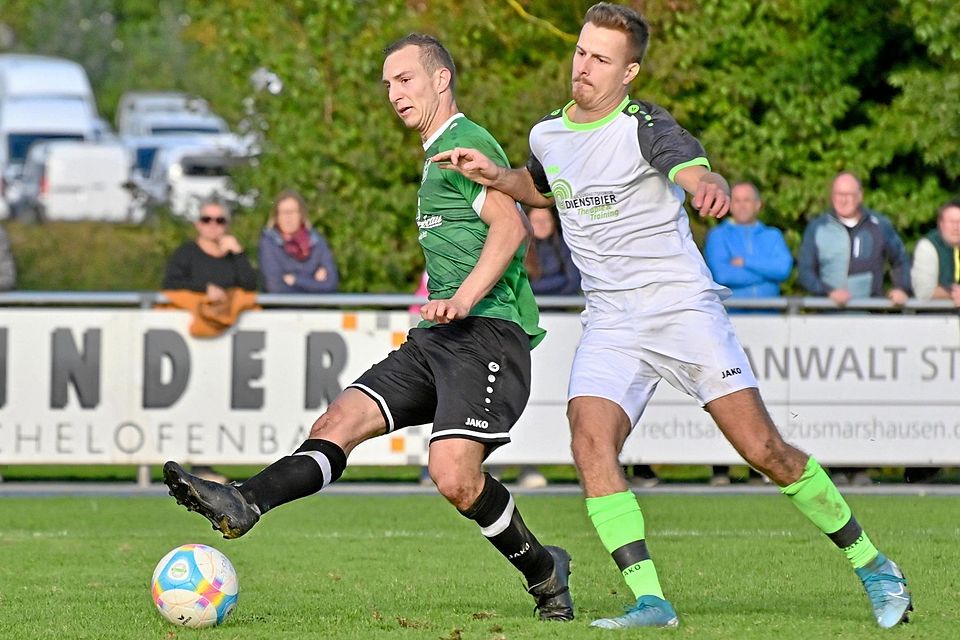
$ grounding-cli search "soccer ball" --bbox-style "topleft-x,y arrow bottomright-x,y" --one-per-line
151,543 -> 239,628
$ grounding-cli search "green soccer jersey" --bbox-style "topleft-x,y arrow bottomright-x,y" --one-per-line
418,113 -> 545,348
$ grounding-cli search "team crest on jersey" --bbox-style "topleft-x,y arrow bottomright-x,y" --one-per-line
551,178 -> 620,220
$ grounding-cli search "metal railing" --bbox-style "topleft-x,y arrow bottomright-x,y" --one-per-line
0,291 -> 957,313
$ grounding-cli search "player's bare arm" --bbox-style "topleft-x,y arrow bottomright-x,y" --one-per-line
420,188 -> 528,324
431,147 -> 554,209
674,164 -> 730,219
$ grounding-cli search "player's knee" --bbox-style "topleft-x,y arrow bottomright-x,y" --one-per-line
430,467 -> 482,510
307,403 -> 348,439
744,438 -> 804,482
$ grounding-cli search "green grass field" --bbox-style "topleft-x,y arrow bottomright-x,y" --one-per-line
0,493 -> 954,639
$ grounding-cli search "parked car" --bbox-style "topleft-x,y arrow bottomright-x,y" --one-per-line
17,140 -> 138,223
115,91 -> 209,136
140,143 -> 249,219
121,110 -> 227,138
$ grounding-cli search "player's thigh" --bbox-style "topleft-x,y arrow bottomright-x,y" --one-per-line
309,387 -> 388,454
428,317 -> 531,451
569,323 -> 661,427
347,330 -> 438,433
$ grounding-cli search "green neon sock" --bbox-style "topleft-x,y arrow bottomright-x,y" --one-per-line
781,457 -> 879,569
586,490 -> 664,599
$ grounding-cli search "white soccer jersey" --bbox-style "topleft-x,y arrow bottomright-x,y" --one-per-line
528,96 -> 727,302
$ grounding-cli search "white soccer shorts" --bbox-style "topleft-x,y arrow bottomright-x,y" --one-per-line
568,288 -> 758,426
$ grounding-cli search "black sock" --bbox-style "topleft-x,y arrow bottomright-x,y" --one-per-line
238,439 -> 346,514
460,472 -> 554,587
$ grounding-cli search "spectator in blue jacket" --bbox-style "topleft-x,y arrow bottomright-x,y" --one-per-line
798,172 -> 910,307
258,190 -> 339,293
524,205 -> 581,295
705,181 -> 793,301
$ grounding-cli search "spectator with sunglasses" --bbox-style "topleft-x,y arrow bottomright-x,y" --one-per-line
258,189 -> 339,293
162,198 -> 258,298
161,197 -> 258,485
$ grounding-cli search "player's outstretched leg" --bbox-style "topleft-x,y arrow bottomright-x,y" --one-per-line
780,457 -> 912,628
164,438 -> 347,539
585,490 -> 678,629
458,472 -> 574,621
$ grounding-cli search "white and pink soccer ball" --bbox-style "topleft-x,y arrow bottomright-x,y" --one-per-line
151,543 -> 239,628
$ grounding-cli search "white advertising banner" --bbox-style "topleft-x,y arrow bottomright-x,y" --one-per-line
1,309 -> 958,465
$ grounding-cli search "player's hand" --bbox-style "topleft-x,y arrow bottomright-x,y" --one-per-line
420,297 -> 470,323
951,285 -> 960,307
692,178 -> 730,218
430,148 -> 501,186
828,288 -> 852,306
887,288 -> 908,307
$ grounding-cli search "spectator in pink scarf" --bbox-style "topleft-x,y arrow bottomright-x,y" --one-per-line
258,189 -> 339,293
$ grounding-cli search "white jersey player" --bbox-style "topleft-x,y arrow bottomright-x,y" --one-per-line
432,1 -> 912,631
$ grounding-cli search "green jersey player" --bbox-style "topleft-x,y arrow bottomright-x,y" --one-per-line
162,34 -> 572,622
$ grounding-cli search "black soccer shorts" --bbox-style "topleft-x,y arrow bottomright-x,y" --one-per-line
348,315 -> 532,450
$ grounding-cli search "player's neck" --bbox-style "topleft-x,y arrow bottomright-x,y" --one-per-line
420,101 -> 460,143
569,93 -> 627,123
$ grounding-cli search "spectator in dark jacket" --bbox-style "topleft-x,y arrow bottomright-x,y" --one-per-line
705,181 -> 793,300
798,172 -> 910,307
258,190 -> 339,294
524,205 -> 580,295
162,198 -> 258,296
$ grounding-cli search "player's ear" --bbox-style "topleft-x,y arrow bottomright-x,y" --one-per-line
436,67 -> 452,94
623,62 -> 640,85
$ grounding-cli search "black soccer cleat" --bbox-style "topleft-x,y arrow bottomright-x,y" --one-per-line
163,461 -> 260,539
527,545 -> 574,621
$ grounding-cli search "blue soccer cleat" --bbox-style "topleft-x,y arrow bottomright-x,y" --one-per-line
590,594 -> 679,629
855,553 -> 912,628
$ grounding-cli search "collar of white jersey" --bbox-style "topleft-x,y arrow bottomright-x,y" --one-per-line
562,95 -> 631,131
422,113 -> 465,151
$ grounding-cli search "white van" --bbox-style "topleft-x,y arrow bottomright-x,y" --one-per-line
116,91 -> 209,136
0,54 -> 97,113
17,141 -> 137,222
0,97 -> 96,218
0,55 -> 98,218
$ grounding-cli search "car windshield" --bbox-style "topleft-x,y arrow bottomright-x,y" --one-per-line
135,147 -> 159,173
181,160 -> 229,177
150,126 -> 222,135
9,133 -> 85,162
